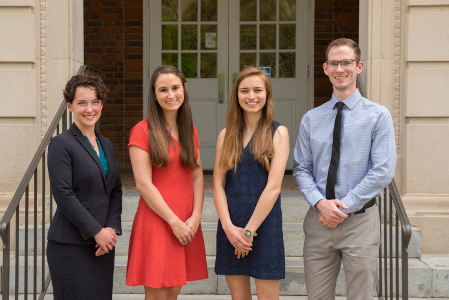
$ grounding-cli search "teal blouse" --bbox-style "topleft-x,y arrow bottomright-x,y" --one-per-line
85,136 -> 109,177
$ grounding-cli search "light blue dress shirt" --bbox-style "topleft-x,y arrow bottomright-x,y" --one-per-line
293,89 -> 397,214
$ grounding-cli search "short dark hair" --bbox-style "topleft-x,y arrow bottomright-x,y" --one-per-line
325,38 -> 361,62
63,74 -> 109,104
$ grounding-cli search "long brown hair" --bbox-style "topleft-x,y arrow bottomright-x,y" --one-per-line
219,67 -> 275,172
147,65 -> 199,170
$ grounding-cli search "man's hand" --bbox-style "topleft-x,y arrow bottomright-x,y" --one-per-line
316,199 -> 348,229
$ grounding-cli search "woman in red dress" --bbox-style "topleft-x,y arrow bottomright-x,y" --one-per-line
126,65 -> 208,299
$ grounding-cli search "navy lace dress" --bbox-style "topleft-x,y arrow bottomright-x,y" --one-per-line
215,121 -> 285,280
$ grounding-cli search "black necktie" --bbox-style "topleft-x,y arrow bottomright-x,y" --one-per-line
326,101 -> 344,200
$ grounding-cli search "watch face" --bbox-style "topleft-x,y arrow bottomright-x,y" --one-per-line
244,230 -> 251,237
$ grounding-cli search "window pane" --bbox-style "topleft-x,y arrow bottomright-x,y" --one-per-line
162,0 -> 178,22
279,24 -> 295,49
240,53 -> 256,72
280,0 -> 296,21
181,25 -> 197,50
201,25 -> 217,50
260,52 -> 276,78
181,53 -> 197,78
240,0 -> 256,21
260,0 -> 276,21
260,24 -> 276,50
162,53 -> 179,69
201,53 -> 217,78
279,52 -> 295,78
240,25 -> 256,50
181,0 -> 197,21
201,0 -> 217,21
162,25 -> 178,50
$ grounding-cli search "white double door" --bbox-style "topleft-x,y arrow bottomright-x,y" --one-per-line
147,0 -> 310,169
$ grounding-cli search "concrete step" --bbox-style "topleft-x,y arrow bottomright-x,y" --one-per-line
4,294 -> 449,300
5,254 -> 444,298
14,295 -> 442,300
122,190 -> 309,223
16,224 -> 421,259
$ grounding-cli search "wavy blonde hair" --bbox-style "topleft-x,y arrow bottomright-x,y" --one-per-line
218,67 -> 275,172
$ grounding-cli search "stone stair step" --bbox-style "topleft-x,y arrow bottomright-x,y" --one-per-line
7,296 -> 449,300
123,190 -> 310,224
16,224 -> 421,259
4,254 -> 441,297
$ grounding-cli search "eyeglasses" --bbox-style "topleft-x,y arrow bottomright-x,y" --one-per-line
325,59 -> 358,69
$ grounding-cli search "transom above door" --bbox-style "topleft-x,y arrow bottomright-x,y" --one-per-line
147,0 -> 310,169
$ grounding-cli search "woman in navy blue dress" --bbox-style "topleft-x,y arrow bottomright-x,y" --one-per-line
213,67 -> 289,299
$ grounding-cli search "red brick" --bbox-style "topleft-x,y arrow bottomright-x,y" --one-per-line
85,7 -> 103,13
101,14 -> 119,20
125,60 -> 142,66
125,66 -> 143,72
101,54 -> 119,60
101,27 -> 119,33
125,27 -> 142,33
125,1 -> 142,7
338,13 -> 357,19
125,14 -> 142,20
125,47 -> 143,53
125,7 -> 143,13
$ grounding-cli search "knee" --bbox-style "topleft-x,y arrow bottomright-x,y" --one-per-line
230,292 -> 252,300
167,286 -> 182,299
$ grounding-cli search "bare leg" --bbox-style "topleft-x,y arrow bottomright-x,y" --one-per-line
255,279 -> 280,300
144,286 -> 182,300
226,275 -> 252,300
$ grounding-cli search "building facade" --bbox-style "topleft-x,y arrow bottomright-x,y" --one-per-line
1,0 -> 448,254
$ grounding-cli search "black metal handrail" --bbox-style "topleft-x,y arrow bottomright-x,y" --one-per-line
357,75 -> 411,299
377,179 -> 412,300
0,65 -> 100,299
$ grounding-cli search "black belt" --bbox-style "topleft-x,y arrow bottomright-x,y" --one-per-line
352,198 -> 376,215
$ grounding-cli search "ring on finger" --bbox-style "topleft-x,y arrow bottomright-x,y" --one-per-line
235,244 -> 239,248
183,239 -> 187,243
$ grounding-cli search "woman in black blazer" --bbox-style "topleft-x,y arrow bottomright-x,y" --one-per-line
47,74 -> 122,300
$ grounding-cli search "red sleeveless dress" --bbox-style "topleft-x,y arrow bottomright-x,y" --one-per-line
126,119 -> 208,288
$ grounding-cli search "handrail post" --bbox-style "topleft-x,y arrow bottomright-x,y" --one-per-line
2,223 -> 11,300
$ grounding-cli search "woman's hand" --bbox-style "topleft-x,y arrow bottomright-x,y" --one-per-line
224,224 -> 252,252
234,232 -> 253,258
94,228 -> 117,255
185,213 -> 201,239
171,218 -> 195,245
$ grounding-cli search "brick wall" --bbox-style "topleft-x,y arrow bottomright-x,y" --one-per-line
314,0 -> 359,107
84,0 -> 143,169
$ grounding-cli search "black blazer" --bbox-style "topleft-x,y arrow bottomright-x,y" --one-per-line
47,123 -> 122,245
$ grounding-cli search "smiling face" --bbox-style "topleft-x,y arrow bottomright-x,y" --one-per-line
154,73 -> 185,115
238,75 -> 267,115
323,45 -> 363,100
66,86 -> 103,133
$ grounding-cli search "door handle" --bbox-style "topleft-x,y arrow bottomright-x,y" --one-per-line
218,73 -> 224,104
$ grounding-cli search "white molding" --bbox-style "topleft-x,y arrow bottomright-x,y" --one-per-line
393,0 -> 402,154
40,0 -> 48,139
143,0 -> 150,119
308,0 -> 315,111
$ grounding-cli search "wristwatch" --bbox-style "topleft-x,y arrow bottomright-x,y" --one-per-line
243,229 -> 257,238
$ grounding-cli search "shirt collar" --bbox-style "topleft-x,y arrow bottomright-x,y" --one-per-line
330,89 -> 362,110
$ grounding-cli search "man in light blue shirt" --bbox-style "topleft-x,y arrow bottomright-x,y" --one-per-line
293,38 -> 396,299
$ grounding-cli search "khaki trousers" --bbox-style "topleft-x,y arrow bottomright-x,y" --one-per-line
303,205 -> 380,300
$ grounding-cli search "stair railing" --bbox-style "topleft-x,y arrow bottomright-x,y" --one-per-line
0,65 -> 100,300
357,75 -> 411,300
377,180 -> 412,300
